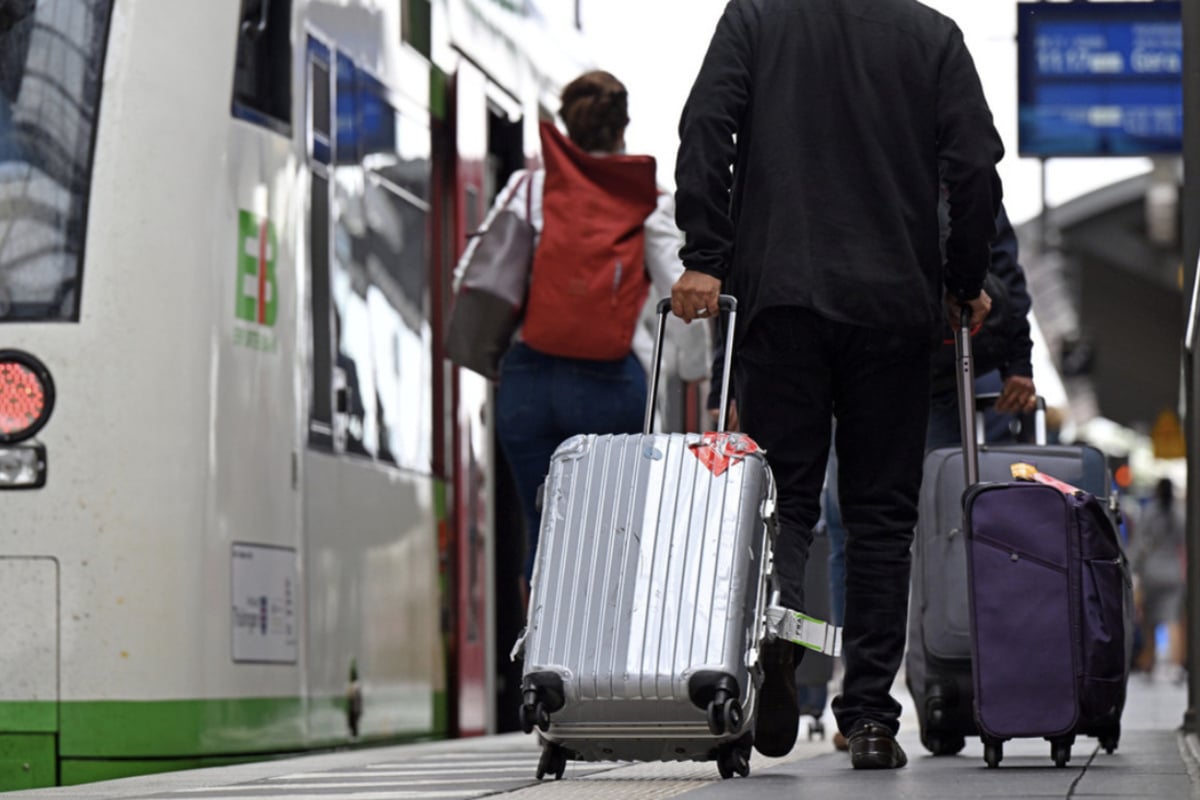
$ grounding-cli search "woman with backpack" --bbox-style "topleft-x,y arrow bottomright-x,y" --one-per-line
475,70 -> 709,588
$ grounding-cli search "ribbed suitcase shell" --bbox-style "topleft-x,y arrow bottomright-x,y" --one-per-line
521,431 -> 773,762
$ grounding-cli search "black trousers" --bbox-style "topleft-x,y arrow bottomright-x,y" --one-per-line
735,306 -> 930,735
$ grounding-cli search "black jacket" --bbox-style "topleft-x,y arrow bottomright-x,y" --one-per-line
929,203 -> 1034,394
676,0 -> 1005,345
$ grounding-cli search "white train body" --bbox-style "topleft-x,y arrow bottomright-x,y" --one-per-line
0,0 -> 591,787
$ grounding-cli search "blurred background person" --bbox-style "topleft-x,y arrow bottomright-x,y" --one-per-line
1129,477 -> 1187,682
927,200 -> 1038,447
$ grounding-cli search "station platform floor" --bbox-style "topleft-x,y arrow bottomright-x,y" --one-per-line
5,665 -> 1194,800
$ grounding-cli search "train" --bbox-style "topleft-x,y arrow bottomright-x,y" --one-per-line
0,0 -> 713,789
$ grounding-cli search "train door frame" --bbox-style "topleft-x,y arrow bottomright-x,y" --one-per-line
428,67 -> 459,736
447,58 -> 493,737
442,55 -> 535,736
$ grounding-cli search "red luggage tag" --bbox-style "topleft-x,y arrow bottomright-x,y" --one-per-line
1011,462 -> 1083,496
690,432 -> 761,477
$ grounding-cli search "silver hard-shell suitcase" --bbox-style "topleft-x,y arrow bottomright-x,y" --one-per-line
514,296 -> 777,780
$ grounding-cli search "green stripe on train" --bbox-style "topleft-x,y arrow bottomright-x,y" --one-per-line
59,694 -> 445,754
0,702 -> 55,733
0,690 -> 446,789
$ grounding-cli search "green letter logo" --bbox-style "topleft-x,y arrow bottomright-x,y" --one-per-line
236,210 -> 278,326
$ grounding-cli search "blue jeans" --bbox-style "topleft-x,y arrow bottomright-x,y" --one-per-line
495,343 -> 647,581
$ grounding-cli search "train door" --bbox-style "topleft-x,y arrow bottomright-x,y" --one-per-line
445,58 -> 530,736
484,100 -> 527,735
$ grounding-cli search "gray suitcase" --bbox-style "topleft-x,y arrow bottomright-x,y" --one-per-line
906,335 -> 1113,756
514,296 -> 776,781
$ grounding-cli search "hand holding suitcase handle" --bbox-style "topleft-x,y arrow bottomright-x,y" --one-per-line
647,295 -> 737,435
974,393 -> 1047,446
956,311 -> 1048,485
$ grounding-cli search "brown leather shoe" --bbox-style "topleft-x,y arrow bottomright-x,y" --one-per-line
833,730 -> 849,751
848,721 -> 907,769
753,640 -> 799,757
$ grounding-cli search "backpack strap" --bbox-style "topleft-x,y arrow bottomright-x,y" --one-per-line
483,170 -> 530,230
525,170 -> 533,226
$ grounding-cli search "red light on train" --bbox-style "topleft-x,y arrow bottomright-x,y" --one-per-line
0,351 -> 55,443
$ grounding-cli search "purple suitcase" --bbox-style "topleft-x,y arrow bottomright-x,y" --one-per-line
952,313 -> 1132,769
965,483 -> 1130,767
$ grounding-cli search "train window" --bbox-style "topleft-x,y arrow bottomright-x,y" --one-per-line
323,52 -> 433,472
308,53 -> 331,165
0,0 -> 115,323
231,0 -> 293,132
332,177 -> 431,470
307,173 -> 333,448
334,52 -> 357,164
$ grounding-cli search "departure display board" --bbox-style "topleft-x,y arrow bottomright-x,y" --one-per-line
1017,2 -> 1183,157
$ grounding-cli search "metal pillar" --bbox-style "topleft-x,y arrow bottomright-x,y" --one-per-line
1182,0 -> 1200,735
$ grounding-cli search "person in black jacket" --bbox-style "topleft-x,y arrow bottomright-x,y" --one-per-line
927,202 -> 1037,445
670,0 -> 1004,769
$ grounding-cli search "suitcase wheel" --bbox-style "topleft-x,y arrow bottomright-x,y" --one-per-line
518,699 -> 551,734
536,742 -> 567,781
1100,733 -> 1119,754
920,729 -> 966,756
706,695 -> 743,736
1051,739 -> 1071,768
983,738 -> 1003,769
519,674 -> 565,735
519,689 -> 553,734
716,735 -> 752,779
807,718 -> 825,741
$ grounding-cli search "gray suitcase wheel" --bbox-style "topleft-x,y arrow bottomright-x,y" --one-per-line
536,743 -> 567,780
920,729 -> 966,756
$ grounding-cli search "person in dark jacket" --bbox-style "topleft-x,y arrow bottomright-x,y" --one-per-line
708,200 -> 1038,441
927,201 -> 1037,447
670,0 -> 1004,769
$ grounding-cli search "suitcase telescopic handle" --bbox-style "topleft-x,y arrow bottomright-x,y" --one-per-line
955,307 -> 980,487
646,294 -> 737,435
957,308 -> 1050,484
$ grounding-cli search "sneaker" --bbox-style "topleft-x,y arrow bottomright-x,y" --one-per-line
753,640 -> 799,757
848,721 -> 907,769
833,730 -> 849,751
